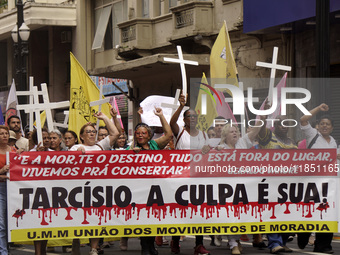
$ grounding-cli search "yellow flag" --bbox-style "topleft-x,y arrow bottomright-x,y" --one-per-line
210,21 -> 238,88
195,73 -> 218,131
69,53 -> 111,137
33,111 -> 46,128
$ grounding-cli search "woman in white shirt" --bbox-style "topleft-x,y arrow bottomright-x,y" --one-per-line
216,123 -> 261,255
170,94 -> 207,150
217,124 -> 260,150
69,112 -> 119,255
169,94 -> 210,255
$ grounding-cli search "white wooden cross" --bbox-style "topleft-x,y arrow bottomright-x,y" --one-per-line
256,47 -> 291,103
89,82 -> 110,140
16,76 -> 35,131
53,111 -> 69,129
16,84 -> 70,144
161,89 -> 189,116
164,45 -> 199,96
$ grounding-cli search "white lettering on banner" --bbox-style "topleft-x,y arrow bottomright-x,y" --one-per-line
7,150 -> 339,242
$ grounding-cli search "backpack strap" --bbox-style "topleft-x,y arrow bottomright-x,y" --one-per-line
202,131 -> 207,140
175,128 -> 185,149
308,133 -> 319,149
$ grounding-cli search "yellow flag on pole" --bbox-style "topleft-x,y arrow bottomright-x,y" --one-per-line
69,52 -> 111,137
210,21 -> 239,88
195,73 -> 218,131
33,111 -> 46,128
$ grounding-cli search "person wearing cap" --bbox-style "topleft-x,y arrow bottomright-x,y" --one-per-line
8,130 -> 17,148
7,115 -> 29,151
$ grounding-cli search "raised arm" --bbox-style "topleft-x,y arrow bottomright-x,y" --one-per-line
258,100 -> 270,139
137,107 -> 143,123
94,112 -> 119,147
300,103 -> 328,126
154,107 -> 172,149
170,94 -> 186,137
110,107 -> 123,135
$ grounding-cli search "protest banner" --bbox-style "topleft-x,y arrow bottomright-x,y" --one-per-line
8,149 -> 338,242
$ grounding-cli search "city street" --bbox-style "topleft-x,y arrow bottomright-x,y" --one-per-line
8,235 -> 340,254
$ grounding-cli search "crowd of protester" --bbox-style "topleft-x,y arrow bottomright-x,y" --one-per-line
0,97 -> 337,255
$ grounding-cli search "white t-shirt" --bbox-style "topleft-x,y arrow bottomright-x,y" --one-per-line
300,123 -> 337,149
175,126 -> 207,150
69,136 -> 111,151
218,134 -> 253,149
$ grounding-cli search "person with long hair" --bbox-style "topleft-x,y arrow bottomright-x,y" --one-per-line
170,94 -> 211,255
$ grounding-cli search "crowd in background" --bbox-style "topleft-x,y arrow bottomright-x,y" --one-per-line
0,95 -> 337,255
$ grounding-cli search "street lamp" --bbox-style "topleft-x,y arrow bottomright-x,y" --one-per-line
11,0 -> 31,125
11,15 -> 30,90
11,0 -> 31,126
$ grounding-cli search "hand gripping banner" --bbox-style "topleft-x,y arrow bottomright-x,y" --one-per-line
7,149 -> 339,242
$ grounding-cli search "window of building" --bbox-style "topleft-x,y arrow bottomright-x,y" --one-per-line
142,0 -> 149,18
93,0 -> 127,51
169,0 -> 177,8
92,5 -> 112,50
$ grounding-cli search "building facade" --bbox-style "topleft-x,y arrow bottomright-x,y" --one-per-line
0,0 -> 339,140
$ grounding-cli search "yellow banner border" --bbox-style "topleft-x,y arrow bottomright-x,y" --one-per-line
10,221 -> 337,242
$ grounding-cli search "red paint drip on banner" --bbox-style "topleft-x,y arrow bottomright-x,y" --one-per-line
12,209 -> 25,227
316,202 -> 329,220
13,201 -> 324,226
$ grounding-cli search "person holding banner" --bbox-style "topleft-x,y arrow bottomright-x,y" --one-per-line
30,128 -> 52,151
217,123 -> 261,150
215,123 -> 262,255
170,94 -> 210,255
69,111 -> 119,255
114,132 -> 128,150
258,112 -> 296,254
64,130 -> 79,150
129,107 -> 172,255
0,125 -> 15,255
298,103 -> 336,254
49,129 -> 66,151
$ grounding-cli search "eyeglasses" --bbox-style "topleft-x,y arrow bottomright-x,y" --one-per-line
98,133 -> 108,137
85,130 -> 96,134
135,131 -> 148,136
185,114 -> 198,118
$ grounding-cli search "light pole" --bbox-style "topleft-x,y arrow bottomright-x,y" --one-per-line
11,0 -> 30,126
11,0 -> 30,93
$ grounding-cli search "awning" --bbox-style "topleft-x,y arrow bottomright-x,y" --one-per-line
88,53 -> 210,81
